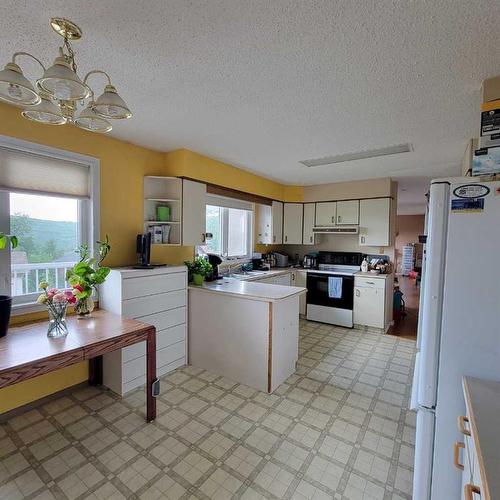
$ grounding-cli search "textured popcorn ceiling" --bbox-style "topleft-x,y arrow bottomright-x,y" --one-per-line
1,1 -> 499,190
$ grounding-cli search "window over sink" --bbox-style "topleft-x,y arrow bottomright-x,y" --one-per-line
204,200 -> 253,259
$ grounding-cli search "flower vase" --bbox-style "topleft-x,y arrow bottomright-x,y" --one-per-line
47,302 -> 69,338
75,296 -> 95,319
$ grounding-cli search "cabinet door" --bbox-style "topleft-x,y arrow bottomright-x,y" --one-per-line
272,201 -> 283,244
182,180 -> 206,245
274,273 -> 292,286
294,270 -> 307,315
302,203 -> 315,245
315,202 -> 336,226
283,203 -> 303,244
359,198 -> 391,246
336,200 -> 359,225
256,204 -> 272,244
353,286 -> 385,328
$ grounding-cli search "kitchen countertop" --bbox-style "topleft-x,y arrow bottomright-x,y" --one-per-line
189,277 -> 306,302
463,376 -> 500,500
355,271 -> 392,279
230,268 -> 295,281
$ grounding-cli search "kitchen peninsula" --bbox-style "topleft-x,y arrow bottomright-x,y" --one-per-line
188,278 -> 306,393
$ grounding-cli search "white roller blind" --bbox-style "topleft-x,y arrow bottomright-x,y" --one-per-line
0,147 -> 90,198
206,194 -> 253,211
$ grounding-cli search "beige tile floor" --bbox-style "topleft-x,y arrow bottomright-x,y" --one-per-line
0,320 -> 416,499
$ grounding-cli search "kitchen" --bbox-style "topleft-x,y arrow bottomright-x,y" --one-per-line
0,4 -> 499,500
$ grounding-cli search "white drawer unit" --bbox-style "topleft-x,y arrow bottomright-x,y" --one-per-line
100,266 -> 188,395
353,274 -> 393,331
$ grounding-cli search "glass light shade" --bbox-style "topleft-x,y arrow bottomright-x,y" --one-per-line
74,105 -> 112,133
37,56 -> 89,100
22,96 -> 66,125
0,62 -> 40,105
92,84 -> 132,119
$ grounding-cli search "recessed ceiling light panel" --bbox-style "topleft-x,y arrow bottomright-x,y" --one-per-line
300,143 -> 413,167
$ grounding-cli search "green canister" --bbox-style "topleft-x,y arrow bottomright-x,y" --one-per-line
156,205 -> 170,221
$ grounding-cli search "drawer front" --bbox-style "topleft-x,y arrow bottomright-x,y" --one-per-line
157,341 -> 186,368
138,307 -> 186,333
355,277 -> 385,289
122,323 -> 186,363
157,324 -> 186,350
123,355 -> 147,383
123,341 -> 146,363
122,341 -> 186,383
123,272 -> 186,300
123,290 -> 186,318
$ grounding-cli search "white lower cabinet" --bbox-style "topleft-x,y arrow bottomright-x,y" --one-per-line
100,266 -> 188,396
292,270 -> 307,315
353,274 -> 393,331
254,272 -> 292,286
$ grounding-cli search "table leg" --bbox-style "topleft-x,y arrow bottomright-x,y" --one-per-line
146,328 -> 157,422
89,356 -> 103,386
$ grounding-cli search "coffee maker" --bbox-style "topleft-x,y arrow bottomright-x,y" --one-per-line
134,233 -> 153,268
206,254 -> 223,280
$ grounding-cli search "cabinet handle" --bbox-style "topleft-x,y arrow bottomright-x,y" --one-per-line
464,484 -> 481,500
355,289 -> 360,297
331,216 -> 335,223
338,215 -> 341,223
310,236 -> 313,243
458,416 -> 471,436
285,235 -> 288,242
453,441 -> 465,470
273,235 -> 276,243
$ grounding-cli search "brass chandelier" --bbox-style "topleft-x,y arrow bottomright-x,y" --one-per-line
0,17 -> 132,133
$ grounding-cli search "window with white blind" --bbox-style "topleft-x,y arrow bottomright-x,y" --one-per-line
0,137 -> 99,308
204,195 -> 253,259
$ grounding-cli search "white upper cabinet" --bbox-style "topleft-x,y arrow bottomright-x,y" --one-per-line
182,179 -> 206,245
302,203 -> 315,245
358,198 -> 391,246
283,203 -> 303,244
315,202 -> 337,226
272,201 -> 283,244
256,204 -> 272,245
336,200 -> 359,225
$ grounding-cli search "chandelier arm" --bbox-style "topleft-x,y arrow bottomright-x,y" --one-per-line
12,52 -> 46,72
83,70 -> 112,87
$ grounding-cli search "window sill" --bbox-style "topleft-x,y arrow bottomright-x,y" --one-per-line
11,302 -> 46,316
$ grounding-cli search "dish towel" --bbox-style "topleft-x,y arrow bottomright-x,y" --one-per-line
328,277 -> 343,299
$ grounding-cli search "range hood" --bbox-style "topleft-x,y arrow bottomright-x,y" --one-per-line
312,226 -> 359,235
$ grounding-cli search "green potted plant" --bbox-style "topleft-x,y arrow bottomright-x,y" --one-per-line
66,236 -> 111,318
0,233 -> 18,337
184,256 -> 212,285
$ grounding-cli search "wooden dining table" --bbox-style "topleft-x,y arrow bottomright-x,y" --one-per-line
0,310 -> 158,422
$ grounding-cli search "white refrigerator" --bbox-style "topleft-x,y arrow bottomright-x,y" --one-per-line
411,177 -> 500,500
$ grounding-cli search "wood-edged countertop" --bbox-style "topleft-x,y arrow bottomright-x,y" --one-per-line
189,278 -> 306,302
463,376 -> 500,500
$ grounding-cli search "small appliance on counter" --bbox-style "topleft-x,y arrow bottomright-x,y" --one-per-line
303,254 -> 318,269
133,233 -> 166,269
252,253 -> 268,270
274,252 -> 289,268
206,253 -> 223,281
134,233 -> 153,268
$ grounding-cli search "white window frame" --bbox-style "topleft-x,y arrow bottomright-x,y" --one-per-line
0,135 -> 100,315
205,203 -> 253,260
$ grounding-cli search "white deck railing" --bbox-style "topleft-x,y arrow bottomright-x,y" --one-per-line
11,261 -> 77,296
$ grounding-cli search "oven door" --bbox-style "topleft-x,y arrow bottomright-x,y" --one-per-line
306,273 -> 354,310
